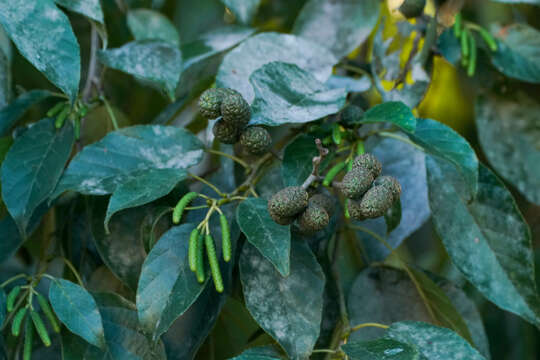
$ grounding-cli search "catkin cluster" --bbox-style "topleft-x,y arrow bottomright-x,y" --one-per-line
198,88 -> 272,155
337,154 -> 401,220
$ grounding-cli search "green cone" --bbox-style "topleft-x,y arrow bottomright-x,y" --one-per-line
212,118 -> 240,144
352,153 -> 382,178
240,126 -> 272,155
268,186 -> 309,220
339,167 -> 374,199
298,205 -> 329,233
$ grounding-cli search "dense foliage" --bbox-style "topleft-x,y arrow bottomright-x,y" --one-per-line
0,0 -> 539,359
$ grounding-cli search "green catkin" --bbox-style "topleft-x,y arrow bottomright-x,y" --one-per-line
205,234 -> 224,293
46,102 -> 65,118
219,214 -> 231,262
467,33 -> 477,77
23,318 -> 33,360
453,13 -> 462,38
30,311 -> 51,347
478,28 -> 497,52
74,117 -> 81,140
12,307 -> 27,336
196,233 -> 205,283
357,142 -> 365,156
323,162 -> 347,186
460,30 -> 470,67
332,124 -> 342,145
55,106 -> 70,129
7,285 -> 21,312
172,192 -> 198,224
189,228 -> 199,272
36,293 -> 60,333
346,158 -> 353,171
344,199 -> 351,219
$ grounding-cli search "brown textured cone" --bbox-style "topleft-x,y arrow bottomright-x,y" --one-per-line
267,186 -> 309,219
212,119 -> 240,144
347,199 -> 366,221
298,205 -> 329,233
374,175 -> 402,202
308,194 -> 335,216
352,153 -> 382,178
339,167 -> 374,199
358,185 -> 395,218
269,211 -> 296,225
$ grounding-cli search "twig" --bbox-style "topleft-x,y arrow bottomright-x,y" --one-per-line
82,23 -> 99,101
206,149 -> 250,171
301,139 -> 329,190
393,31 -> 422,89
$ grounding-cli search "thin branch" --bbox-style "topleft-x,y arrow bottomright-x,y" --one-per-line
301,139 -> 329,189
393,31 -> 422,89
206,149 -> 250,170
82,23 -> 100,101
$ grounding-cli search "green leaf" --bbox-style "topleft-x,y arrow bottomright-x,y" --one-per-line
221,0 -> 261,25
0,90 -> 52,136
217,32 -> 337,103
426,157 -> 540,327
52,125 -> 203,198
342,338 -> 421,360
54,0 -> 104,23
360,102 -> 416,133
230,346 -> 283,360
49,278 -> 106,349
384,199 -> 402,235
491,24 -> 540,83
98,41 -> 182,100
281,134 -> 333,187
385,321 -> 485,360
325,75 -> 371,93
105,168 -> 187,230
293,0 -> 380,58
490,0 -> 539,3
127,9 -> 180,46
249,62 -> 346,126
236,198 -> 291,276
62,293 -> 167,359
0,288 -> 5,327
353,137 -> 429,261
1,118 -> 74,237
172,25 -> 255,104
408,118 -> 478,198
137,224 -> 208,340
437,29 -> 461,66
0,28 -> 10,108
239,239 -> 325,359
0,1 -> 80,101
475,93 -> 540,205
348,267 -> 472,345
90,198 -> 159,291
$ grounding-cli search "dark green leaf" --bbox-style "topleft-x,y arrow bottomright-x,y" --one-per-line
221,0 -> 261,25
217,32 -> 337,103
0,90 -> 52,136
437,29 -> 461,66
0,288 -> 5,327
250,62 -> 346,126
348,267 -> 472,345
230,346 -> 283,360
409,118 -> 478,198
427,157 -> 540,327
137,224 -> 208,340
1,118 -> 74,237
281,134 -> 333,188
360,102 -> 416,133
491,24 -> 540,83
0,28 -> 10,108
49,278 -> 106,349
436,279 -> 491,358
475,93 -> 540,205
127,9 -> 180,46
325,75 -> 371,93
105,168 -> 186,230
0,1 -> 80,101
99,41 -> 182,100
236,198 -> 291,276
53,125 -> 203,198
62,292 -> 167,359
354,137 -> 429,261
54,0 -> 104,23
384,199 -> 401,235
385,321 -> 485,360
239,239 -> 325,359
90,198 -> 157,291
173,26 -> 255,103
293,0 -> 380,58
342,338 -> 421,360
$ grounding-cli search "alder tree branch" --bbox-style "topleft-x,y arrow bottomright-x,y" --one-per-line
301,138 -> 329,190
